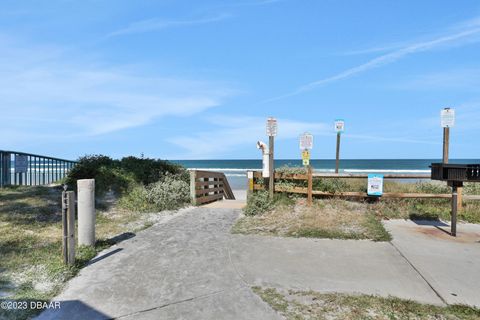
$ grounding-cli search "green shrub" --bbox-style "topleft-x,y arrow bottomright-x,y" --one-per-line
313,178 -> 349,193
120,156 -> 187,185
244,191 -> 273,216
464,182 -> 480,195
118,174 -> 190,212
66,154 -> 188,197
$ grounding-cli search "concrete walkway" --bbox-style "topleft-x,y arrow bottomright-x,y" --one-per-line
38,208 -> 479,319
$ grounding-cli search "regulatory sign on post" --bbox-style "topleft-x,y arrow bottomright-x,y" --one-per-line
302,150 -> 310,166
266,117 -> 278,137
299,133 -> 313,150
334,119 -> 345,133
15,155 -> 28,173
441,108 -> 455,128
367,174 -> 384,196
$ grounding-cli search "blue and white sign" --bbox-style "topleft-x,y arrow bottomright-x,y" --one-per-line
334,119 -> 345,133
15,155 -> 28,173
367,174 -> 383,196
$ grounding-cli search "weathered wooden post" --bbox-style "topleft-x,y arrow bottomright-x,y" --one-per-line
247,171 -> 254,200
77,179 -> 95,246
266,117 -> 277,198
441,108 -> 462,211
334,119 -> 345,174
190,170 -> 197,205
300,132 -> 314,206
307,165 -> 313,206
62,186 -> 76,265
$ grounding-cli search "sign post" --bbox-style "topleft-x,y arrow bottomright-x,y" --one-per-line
440,108 -> 462,211
266,117 -> 277,198
334,119 -> 345,174
300,132 -> 314,206
441,108 -> 454,164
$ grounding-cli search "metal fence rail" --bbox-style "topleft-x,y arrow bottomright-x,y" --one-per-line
0,150 -> 76,188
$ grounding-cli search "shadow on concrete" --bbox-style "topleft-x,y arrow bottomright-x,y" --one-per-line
411,219 -> 449,227
35,299 -> 111,320
87,248 -> 123,266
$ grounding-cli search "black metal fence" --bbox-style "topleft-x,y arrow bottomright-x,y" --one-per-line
0,150 -> 76,188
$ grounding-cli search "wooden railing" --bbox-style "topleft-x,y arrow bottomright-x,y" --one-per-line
190,170 -> 235,205
249,171 -> 480,201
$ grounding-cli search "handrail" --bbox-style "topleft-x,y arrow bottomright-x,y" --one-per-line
0,150 -> 76,187
0,150 -> 76,163
190,170 -> 236,205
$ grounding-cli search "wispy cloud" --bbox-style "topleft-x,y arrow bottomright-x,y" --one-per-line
266,16 -> 480,102
393,68 -> 480,91
107,13 -> 231,37
168,115 -> 329,158
0,36 -> 234,147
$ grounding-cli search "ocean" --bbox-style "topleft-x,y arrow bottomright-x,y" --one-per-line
174,159 -> 480,190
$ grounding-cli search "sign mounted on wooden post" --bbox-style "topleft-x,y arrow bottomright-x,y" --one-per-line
266,117 -> 278,137
334,119 -> 345,134
367,174 -> 384,196
302,150 -> 310,166
441,108 -> 455,128
299,132 -> 313,150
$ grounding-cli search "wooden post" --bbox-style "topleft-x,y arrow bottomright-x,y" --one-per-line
67,191 -> 76,265
190,171 -> 197,206
451,184 -> 458,237
335,133 -> 341,174
62,190 -> 68,265
457,186 -> 463,211
307,165 -> 313,206
247,171 -> 254,200
443,127 -> 449,164
62,190 -> 76,266
269,135 -> 275,198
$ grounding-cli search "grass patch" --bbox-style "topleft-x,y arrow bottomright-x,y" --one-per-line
0,185 -> 177,320
234,196 -> 391,241
253,286 -> 480,320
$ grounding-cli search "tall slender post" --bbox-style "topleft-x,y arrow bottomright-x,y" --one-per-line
269,135 -> 274,198
451,184 -> 458,237
62,189 -> 68,264
335,133 -> 341,174
443,127 -> 449,164
307,165 -> 313,206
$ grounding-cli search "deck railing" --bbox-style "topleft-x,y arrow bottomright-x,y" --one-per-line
0,150 -> 76,188
190,170 -> 235,205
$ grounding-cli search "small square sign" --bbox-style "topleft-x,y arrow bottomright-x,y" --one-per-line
441,108 -> 455,128
334,119 -> 345,133
15,155 -> 28,173
367,174 -> 383,196
299,133 -> 313,150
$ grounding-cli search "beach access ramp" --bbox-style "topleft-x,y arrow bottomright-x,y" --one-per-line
189,170 -> 238,206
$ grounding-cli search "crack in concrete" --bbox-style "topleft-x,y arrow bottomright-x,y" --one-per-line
388,241 -> 447,305
113,288 -> 240,319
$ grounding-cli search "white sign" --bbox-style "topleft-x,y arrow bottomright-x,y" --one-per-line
15,155 -> 28,173
334,119 -> 345,133
266,117 -> 278,137
299,133 -> 314,150
367,174 -> 384,196
441,108 -> 455,128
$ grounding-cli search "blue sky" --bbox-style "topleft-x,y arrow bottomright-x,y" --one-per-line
1,0 -> 480,160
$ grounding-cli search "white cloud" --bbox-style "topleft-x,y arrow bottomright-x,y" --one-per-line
0,37 -> 234,147
107,13 -> 231,37
394,68 -> 480,91
167,115 -> 330,158
266,16 -> 480,102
